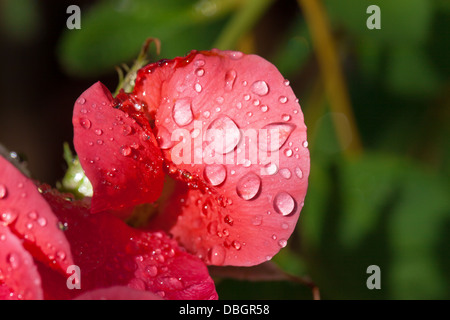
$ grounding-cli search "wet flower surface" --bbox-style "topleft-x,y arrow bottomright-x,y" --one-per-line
0,49 -> 309,299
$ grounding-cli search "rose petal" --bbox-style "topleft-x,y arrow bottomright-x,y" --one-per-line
73,82 -> 165,214
39,187 -> 217,300
135,50 -> 310,266
0,156 -> 74,273
0,224 -> 43,300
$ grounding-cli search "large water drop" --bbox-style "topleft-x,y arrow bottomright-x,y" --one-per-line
205,115 -> 241,154
204,164 -> 227,186
273,192 -> 296,216
236,172 -> 261,200
251,80 -> 269,96
172,99 -> 193,127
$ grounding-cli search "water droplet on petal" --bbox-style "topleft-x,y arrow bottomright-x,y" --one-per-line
236,172 -> 261,200
173,99 -> 193,127
120,145 -> 132,157
226,51 -> 243,60
6,252 -> 20,270
156,126 -> 173,150
259,123 -> 296,152
279,168 -> 292,179
273,192 -> 296,216
251,80 -> 269,96
195,68 -> 205,77
279,96 -> 288,103
209,245 -> 226,265
194,59 -> 205,67
194,83 -> 202,93
37,217 -> 47,227
203,164 -> 227,186
205,115 -> 241,154
77,97 -> 86,105
252,215 -> 263,226
260,105 -> 268,112
284,148 -> 293,157
0,184 -> 7,199
224,69 -> 237,91
295,167 -> 303,179
242,159 -> 252,167
56,251 -> 66,261
27,211 -> 37,220
122,125 -> 133,136
282,114 -> 291,121
145,265 -> 158,277
1,209 -> 18,225
80,118 -> 91,129
278,239 -> 287,248
263,162 -> 278,175
302,140 -> 309,148
232,240 -> 241,250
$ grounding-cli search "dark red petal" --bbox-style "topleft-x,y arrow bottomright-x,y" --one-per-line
0,156 -> 74,273
73,82 -> 164,214
39,187 -> 217,300
74,286 -> 162,300
135,50 -> 310,266
0,224 -> 43,300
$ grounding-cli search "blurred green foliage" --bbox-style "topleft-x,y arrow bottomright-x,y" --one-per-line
57,0 -> 239,76
3,0 -> 449,299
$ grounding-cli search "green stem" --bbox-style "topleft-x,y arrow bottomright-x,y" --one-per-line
298,0 -> 362,156
189,0 -> 242,23
213,0 -> 274,50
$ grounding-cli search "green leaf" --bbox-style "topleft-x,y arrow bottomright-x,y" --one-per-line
58,0 -> 234,76
386,45 -> 442,98
301,153 -> 450,299
299,160 -> 332,250
271,18 -> 312,79
0,0 -> 41,42
388,161 -> 450,299
337,153 -> 402,249
324,0 -> 433,46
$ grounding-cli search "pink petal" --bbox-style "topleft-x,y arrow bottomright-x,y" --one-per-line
39,187 -> 218,300
72,82 -> 165,214
135,50 -> 310,266
0,156 -> 74,273
0,224 -> 43,300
